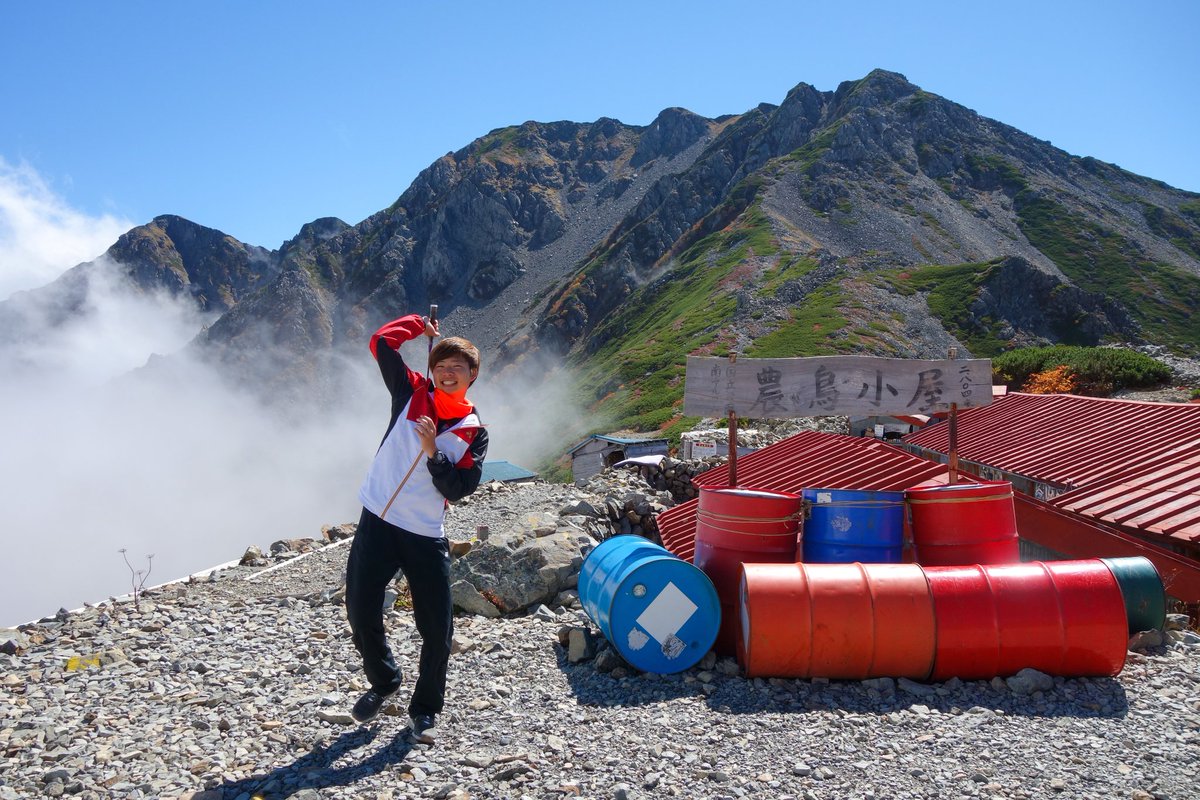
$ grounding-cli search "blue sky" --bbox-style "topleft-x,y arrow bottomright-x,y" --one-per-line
2,0 -> 1198,273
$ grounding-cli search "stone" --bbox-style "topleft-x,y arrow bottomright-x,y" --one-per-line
239,545 -> 266,566
450,580 -> 502,618
861,677 -> 895,694
1164,614 -> 1189,631
1007,668 -> 1054,695
450,528 -> 595,613
0,629 -> 28,655
568,628 -> 597,663
1129,630 -> 1166,650
321,524 -> 356,542
560,499 -> 601,517
593,647 -> 627,673
716,657 -> 740,677
897,677 -> 935,696
553,589 -> 580,609
463,752 -> 494,768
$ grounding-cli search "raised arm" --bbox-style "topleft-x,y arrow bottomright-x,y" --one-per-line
369,314 -> 435,399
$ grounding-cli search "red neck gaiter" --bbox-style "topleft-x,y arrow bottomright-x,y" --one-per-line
432,386 -> 473,420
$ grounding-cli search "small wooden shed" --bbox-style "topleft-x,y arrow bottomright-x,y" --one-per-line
568,434 -> 670,482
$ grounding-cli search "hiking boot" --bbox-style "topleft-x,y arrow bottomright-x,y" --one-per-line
409,713 -> 438,742
351,686 -> 397,723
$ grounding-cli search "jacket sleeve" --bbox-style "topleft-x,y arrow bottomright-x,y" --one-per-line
369,314 -> 427,401
427,427 -> 489,502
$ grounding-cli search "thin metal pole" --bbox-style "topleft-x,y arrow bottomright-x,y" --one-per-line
947,346 -> 958,485
425,304 -> 439,381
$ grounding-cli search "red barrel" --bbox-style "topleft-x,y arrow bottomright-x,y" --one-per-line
738,562 -> 936,680
906,481 -> 1020,565
695,487 -> 802,655
926,560 -> 1128,680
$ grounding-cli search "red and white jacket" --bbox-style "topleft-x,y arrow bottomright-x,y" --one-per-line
358,314 -> 487,538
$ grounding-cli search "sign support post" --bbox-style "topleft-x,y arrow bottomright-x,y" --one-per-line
727,353 -> 738,487
947,347 -> 959,485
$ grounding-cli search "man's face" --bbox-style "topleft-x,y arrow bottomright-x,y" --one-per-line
432,355 -> 476,392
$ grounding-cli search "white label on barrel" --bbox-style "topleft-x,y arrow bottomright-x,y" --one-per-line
635,581 -> 698,648
817,492 -> 832,504
662,634 -> 686,659
627,627 -> 650,651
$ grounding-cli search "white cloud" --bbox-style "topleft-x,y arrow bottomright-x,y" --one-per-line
0,279 -> 381,626
0,170 -> 379,625
0,157 -> 135,300
0,164 -> 584,625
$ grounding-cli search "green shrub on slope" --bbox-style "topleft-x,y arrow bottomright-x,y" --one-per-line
992,346 -> 1171,395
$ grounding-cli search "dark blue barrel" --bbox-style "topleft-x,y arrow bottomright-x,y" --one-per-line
578,535 -> 721,673
801,488 -> 905,563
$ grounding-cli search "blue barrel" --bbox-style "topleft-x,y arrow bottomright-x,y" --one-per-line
801,488 -> 905,563
578,535 -> 721,674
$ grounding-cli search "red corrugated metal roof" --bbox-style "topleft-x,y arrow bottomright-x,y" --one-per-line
658,431 -> 948,559
902,393 -> 1200,489
1050,444 -> 1200,544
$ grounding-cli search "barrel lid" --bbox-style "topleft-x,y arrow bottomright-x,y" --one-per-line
906,481 -> 1011,496
802,487 -> 904,503
702,486 -> 802,500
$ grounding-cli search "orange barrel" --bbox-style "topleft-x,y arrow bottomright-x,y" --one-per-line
926,560 -> 1128,681
695,487 -> 802,655
737,562 -> 936,680
905,481 -> 1020,566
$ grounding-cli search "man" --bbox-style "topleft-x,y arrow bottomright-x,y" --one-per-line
346,311 -> 487,740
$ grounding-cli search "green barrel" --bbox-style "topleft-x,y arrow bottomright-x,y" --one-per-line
1100,556 -> 1166,633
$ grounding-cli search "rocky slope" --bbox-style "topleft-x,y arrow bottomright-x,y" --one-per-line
182,111 -> 717,400
531,70 -> 1200,358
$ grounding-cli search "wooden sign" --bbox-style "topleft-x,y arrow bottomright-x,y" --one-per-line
683,355 -> 992,418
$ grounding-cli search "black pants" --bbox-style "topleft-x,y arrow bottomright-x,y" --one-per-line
345,508 -> 453,717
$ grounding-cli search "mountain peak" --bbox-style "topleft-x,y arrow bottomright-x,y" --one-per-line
105,215 -> 276,313
632,107 -> 711,167
293,217 -> 350,244
830,68 -> 918,111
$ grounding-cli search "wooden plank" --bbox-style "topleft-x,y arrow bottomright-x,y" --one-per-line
684,355 -> 992,418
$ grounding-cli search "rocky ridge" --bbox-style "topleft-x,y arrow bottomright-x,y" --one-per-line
3,461 -> 1199,800
9,69 -> 1199,421
528,69 -> 1200,376
0,215 -> 278,341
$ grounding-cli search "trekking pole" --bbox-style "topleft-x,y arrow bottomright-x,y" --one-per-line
382,303 -> 441,520
426,304 -> 438,381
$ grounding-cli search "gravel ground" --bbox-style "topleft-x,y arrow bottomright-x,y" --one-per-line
3,480 -> 1199,800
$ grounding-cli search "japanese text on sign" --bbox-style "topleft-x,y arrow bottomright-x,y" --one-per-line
683,355 -> 992,418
